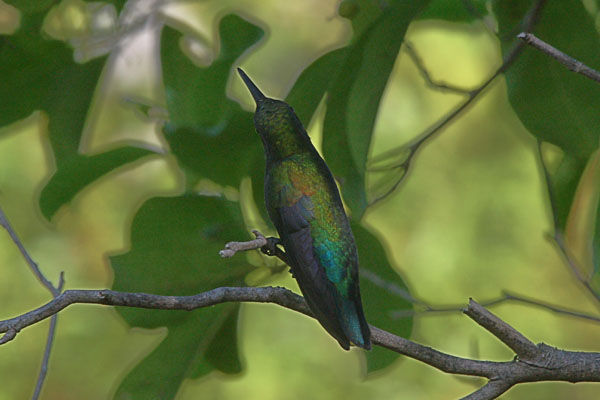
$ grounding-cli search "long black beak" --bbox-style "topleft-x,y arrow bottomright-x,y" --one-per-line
237,68 -> 266,107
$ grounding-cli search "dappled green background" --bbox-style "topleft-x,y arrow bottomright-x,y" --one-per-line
1,0 -> 600,399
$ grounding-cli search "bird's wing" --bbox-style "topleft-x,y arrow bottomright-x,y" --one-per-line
267,161 -> 354,349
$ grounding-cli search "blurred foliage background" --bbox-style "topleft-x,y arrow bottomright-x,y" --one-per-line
1,0 -> 600,399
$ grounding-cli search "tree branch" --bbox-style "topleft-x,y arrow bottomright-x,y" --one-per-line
1,286 -> 599,400
517,32 -> 600,84
0,204 -> 64,400
214,232 -> 600,398
461,380 -> 513,400
390,289 -> 600,323
0,206 -> 59,296
464,299 -> 539,361
366,0 -> 548,207
220,229 -> 289,265
31,273 -> 64,400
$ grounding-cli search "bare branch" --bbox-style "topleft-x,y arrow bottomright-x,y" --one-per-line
461,380 -> 513,400
367,0 -> 549,207
359,267 -> 418,304
220,234 -> 600,325
0,204 -> 65,399
0,205 -> 58,296
31,273 -> 64,400
535,140 -> 600,306
404,41 -> 472,95
370,325 -> 501,377
517,32 -> 600,84
1,287 -> 599,400
0,328 -> 17,345
553,232 -> 600,304
464,299 -> 539,361
392,290 -> 600,323
220,230 -> 289,265
220,230 -> 268,258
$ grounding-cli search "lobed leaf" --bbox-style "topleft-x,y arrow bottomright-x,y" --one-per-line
161,15 -> 269,224
39,146 -> 156,219
111,195 -> 252,399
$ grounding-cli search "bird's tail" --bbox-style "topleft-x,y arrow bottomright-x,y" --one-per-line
341,297 -> 371,350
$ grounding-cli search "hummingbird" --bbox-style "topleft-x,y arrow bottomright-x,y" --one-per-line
237,68 -> 371,350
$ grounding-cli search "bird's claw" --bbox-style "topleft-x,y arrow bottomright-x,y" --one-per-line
261,237 -> 281,256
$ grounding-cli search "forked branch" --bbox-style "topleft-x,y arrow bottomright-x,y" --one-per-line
1,286 -> 599,400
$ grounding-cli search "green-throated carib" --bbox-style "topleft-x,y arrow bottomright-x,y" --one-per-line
237,68 -> 371,350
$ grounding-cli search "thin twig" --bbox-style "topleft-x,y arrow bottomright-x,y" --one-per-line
223,233 -> 600,324
366,0 -> 549,207
220,230 -> 289,265
465,299 -> 540,361
0,204 -> 64,399
220,230 -> 268,258
460,379 -> 514,400
534,141 -> 600,305
391,290 -> 600,323
404,41 -> 473,95
366,43 -> 518,207
359,267 -> 419,304
31,273 -> 64,400
0,206 -> 57,296
517,32 -> 600,84
554,232 -> 600,304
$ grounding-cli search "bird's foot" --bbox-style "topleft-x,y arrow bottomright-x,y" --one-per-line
261,237 -> 281,257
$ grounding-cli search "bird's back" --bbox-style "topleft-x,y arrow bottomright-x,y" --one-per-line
265,152 -> 371,350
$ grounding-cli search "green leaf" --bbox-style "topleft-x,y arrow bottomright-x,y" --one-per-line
0,12 -> 105,163
161,15 -> 265,187
323,1 -> 429,220
162,15 -> 262,133
111,195 -> 253,399
419,0 -> 487,22
338,0 -> 386,38
39,146 -> 157,219
285,48 -> 347,126
161,15 -> 269,222
496,0 -> 600,294
4,0 -> 127,14
352,223 -> 413,372
496,0 -> 600,227
4,0 -> 55,13
2,10 -> 145,221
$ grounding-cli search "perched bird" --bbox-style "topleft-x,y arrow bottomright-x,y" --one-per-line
237,68 -> 371,350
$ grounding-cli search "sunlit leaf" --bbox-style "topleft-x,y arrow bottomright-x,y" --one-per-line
565,149 -> 600,280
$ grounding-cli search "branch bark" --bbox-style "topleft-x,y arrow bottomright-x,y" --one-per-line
517,32 -> 600,84
1,286 -> 599,400
0,204 -> 63,400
